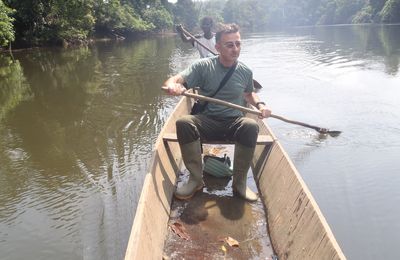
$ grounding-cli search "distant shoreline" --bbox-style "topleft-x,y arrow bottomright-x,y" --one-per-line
0,32 -> 178,53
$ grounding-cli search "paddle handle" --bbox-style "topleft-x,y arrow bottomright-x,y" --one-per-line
182,91 -> 259,115
181,91 -> 326,132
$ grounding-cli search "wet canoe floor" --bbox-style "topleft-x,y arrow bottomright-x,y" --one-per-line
163,145 -> 276,259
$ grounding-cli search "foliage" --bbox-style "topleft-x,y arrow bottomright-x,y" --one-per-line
0,55 -> 30,121
381,0 -> 400,23
173,0 -> 198,30
4,0 -> 171,46
1,0 -> 400,47
0,0 -> 14,46
50,0 -> 95,43
142,6 -> 173,31
94,0 -> 153,36
5,0 -> 95,45
224,0 -> 270,30
333,0 -> 364,24
196,0 -> 226,24
353,5 -> 375,23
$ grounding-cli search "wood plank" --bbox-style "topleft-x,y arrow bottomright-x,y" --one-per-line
258,142 -> 346,260
163,132 -> 274,145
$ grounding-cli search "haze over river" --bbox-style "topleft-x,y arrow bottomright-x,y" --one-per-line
1,24 -> 399,259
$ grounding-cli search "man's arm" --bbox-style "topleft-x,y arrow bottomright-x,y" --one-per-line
176,25 -> 195,45
161,74 -> 187,96
243,92 -> 272,118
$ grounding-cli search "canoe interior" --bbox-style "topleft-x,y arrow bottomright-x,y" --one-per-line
125,95 -> 346,260
163,144 -> 275,259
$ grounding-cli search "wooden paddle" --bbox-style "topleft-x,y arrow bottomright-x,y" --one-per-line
178,26 -> 262,90
180,91 -> 341,137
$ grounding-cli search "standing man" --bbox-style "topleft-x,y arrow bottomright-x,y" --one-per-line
162,24 -> 271,202
176,16 -> 217,58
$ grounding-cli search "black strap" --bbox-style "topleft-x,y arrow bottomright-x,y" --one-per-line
211,62 -> 237,97
200,62 -> 237,109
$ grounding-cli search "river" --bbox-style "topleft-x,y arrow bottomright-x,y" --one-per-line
1,24 -> 399,260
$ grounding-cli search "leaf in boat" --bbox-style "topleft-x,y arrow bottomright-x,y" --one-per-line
169,221 -> 190,240
224,236 -> 239,247
221,245 -> 227,254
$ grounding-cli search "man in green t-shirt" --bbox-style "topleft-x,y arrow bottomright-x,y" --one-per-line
162,23 -> 271,202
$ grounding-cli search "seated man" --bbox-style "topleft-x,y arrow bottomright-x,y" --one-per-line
163,23 -> 271,201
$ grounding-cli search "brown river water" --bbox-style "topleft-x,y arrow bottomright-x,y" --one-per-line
1,24 -> 400,259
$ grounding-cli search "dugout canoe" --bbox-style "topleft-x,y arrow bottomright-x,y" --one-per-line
125,95 -> 346,259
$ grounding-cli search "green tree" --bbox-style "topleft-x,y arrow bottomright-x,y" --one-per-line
334,0 -> 364,23
6,0 -> 95,45
381,0 -> 400,22
93,0 -> 153,37
142,7 -> 173,31
0,0 -> 15,47
353,5 -> 374,23
197,0 -> 226,24
174,0 -> 198,30
50,0 -> 95,44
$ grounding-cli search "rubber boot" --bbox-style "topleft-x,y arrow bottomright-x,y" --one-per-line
232,143 -> 259,202
175,140 -> 204,200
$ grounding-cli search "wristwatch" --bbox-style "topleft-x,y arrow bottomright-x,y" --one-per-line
256,102 -> 266,109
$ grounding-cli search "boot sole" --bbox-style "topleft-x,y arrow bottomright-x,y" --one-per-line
174,184 -> 204,200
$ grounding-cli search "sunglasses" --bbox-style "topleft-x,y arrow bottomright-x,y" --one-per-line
222,41 -> 241,49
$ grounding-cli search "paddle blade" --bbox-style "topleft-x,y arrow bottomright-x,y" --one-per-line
318,128 -> 342,137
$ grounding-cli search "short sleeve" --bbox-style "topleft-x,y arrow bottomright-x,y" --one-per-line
179,60 -> 203,89
244,71 -> 254,93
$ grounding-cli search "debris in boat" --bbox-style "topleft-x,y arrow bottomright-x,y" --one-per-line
203,145 -> 229,156
168,221 -> 190,240
219,236 -> 240,247
221,245 -> 227,254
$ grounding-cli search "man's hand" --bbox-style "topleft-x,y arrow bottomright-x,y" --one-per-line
161,83 -> 186,96
175,24 -> 183,33
258,104 -> 272,119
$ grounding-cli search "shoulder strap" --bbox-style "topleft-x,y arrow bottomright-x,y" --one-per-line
192,62 -> 238,113
210,62 -> 237,97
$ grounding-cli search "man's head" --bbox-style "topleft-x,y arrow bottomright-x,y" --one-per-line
200,16 -> 213,34
215,23 -> 241,66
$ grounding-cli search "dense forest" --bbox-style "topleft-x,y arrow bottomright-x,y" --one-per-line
0,0 -> 400,48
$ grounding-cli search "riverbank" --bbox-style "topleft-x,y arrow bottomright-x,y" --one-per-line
0,31 -> 177,53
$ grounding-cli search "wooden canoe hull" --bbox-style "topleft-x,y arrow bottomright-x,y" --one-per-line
125,96 -> 346,259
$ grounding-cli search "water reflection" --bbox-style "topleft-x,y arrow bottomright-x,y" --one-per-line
0,56 -> 31,122
292,25 -> 400,75
0,37 -> 179,259
245,25 -> 400,260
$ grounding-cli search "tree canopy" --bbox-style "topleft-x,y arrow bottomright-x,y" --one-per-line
0,0 -> 399,48
0,0 -> 14,47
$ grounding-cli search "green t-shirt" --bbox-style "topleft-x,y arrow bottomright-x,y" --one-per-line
180,56 -> 254,117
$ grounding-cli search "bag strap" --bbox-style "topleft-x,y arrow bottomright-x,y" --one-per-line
211,62 -> 237,97
200,62 -> 237,110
